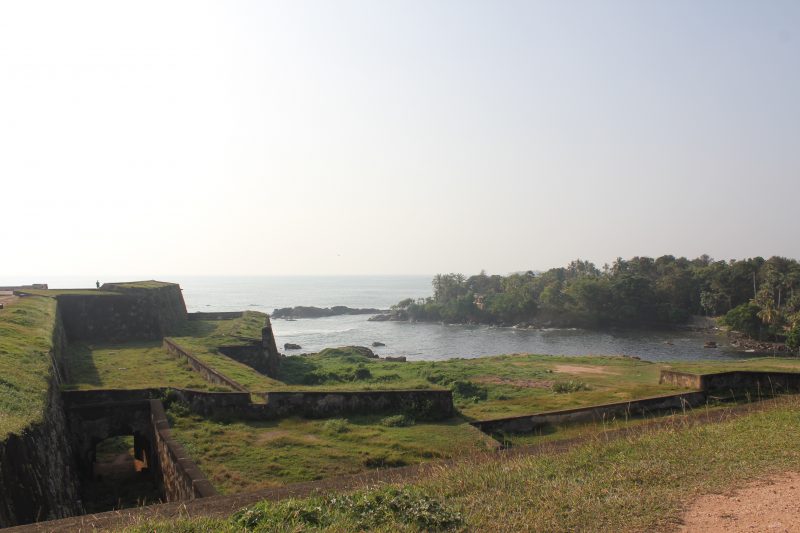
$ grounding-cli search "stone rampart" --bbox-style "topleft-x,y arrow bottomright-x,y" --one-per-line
149,400 -> 217,500
56,283 -> 187,342
471,391 -> 708,435
660,370 -> 800,394
261,390 -> 454,420
0,314 -> 83,528
658,370 -> 704,389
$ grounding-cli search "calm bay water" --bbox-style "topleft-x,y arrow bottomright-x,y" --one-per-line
7,275 -> 746,363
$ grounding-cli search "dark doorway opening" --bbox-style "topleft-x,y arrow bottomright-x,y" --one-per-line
82,434 -> 162,513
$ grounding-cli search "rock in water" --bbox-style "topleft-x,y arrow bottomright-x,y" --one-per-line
372,341 -> 386,347
284,343 -> 302,350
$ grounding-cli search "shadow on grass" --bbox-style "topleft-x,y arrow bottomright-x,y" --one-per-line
64,343 -> 102,387
277,356 -> 322,385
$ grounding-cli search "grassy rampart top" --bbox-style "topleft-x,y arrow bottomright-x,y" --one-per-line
0,296 -> 58,438
14,289 -> 119,297
101,280 -> 178,290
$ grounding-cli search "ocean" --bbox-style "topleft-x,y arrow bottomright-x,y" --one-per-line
5,275 -> 747,363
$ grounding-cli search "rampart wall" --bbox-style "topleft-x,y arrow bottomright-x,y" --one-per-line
0,309 -> 83,528
149,400 -> 217,500
261,390 -> 454,419
57,283 -> 187,342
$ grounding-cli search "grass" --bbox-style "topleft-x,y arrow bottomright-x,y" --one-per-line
167,405 -> 498,495
63,342 -> 227,391
168,312 -> 281,391
666,357 -> 800,375
127,395 -> 800,532
0,296 -> 58,437
102,280 -> 177,289
278,349 -> 687,419
167,338 -> 280,391
13,289 -> 118,297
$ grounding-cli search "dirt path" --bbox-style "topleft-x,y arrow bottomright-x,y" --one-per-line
679,472 -> 800,532
8,398 -> 787,532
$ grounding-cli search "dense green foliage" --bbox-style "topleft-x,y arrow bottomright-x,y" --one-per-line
391,255 -> 800,336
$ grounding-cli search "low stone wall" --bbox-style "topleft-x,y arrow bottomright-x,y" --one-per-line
261,390 -> 454,420
660,370 -> 800,394
218,344 -> 272,377
187,311 -> 244,321
471,391 -> 708,435
659,370 -> 704,389
62,388 -> 252,419
162,339 -> 248,392
149,400 -> 216,501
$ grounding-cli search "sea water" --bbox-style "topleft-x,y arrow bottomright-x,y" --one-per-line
8,275 -> 747,363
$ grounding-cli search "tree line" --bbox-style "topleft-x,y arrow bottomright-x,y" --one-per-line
390,255 -> 800,348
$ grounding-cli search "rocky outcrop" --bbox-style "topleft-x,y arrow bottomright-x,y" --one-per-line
272,306 -> 386,319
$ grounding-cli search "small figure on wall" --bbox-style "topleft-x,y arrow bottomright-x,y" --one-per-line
96,280 -> 100,289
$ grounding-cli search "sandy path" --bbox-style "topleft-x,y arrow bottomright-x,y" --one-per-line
553,364 -> 613,375
679,472 -> 800,532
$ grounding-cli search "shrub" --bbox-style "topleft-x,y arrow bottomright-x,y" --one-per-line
232,486 -> 462,531
787,324 -> 800,354
381,414 -> 415,427
553,380 -> 590,393
451,380 -> 488,401
322,418 -> 350,434
353,366 -> 372,380
721,302 -> 762,338
363,455 -> 407,468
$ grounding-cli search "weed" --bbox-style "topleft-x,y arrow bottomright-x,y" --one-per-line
553,380 -> 590,393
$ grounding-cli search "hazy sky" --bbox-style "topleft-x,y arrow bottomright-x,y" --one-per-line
1,1 -> 798,278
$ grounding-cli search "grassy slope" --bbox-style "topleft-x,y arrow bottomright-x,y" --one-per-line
63,342 -> 226,391
168,408 -> 497,495
169,313 -> 281,391
278,351 -> 686,419
130,396 -> 800,532
0,296 -> 57,437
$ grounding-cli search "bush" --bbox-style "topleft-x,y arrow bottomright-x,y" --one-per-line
353,366 -> 372,380
553,380 -> 590,393
322,418 -> 350,434
381,414 -> 415,427
787,324 -> 800,354
233,486 -> 462,531
721,302 -> 762,338
451,380 -> 488,402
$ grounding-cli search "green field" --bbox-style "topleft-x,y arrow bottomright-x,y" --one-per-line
64,342 -> 227,391
167,406 -> 497,495
0,296 -> 58,437
277,349 -> 688,419
128,395 -> 800,532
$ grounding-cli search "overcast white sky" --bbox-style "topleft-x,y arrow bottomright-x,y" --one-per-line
1,1 -> 798,278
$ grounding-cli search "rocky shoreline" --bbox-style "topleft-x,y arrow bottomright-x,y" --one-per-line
272,306 -> 387,319
727,331 -> 790,354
